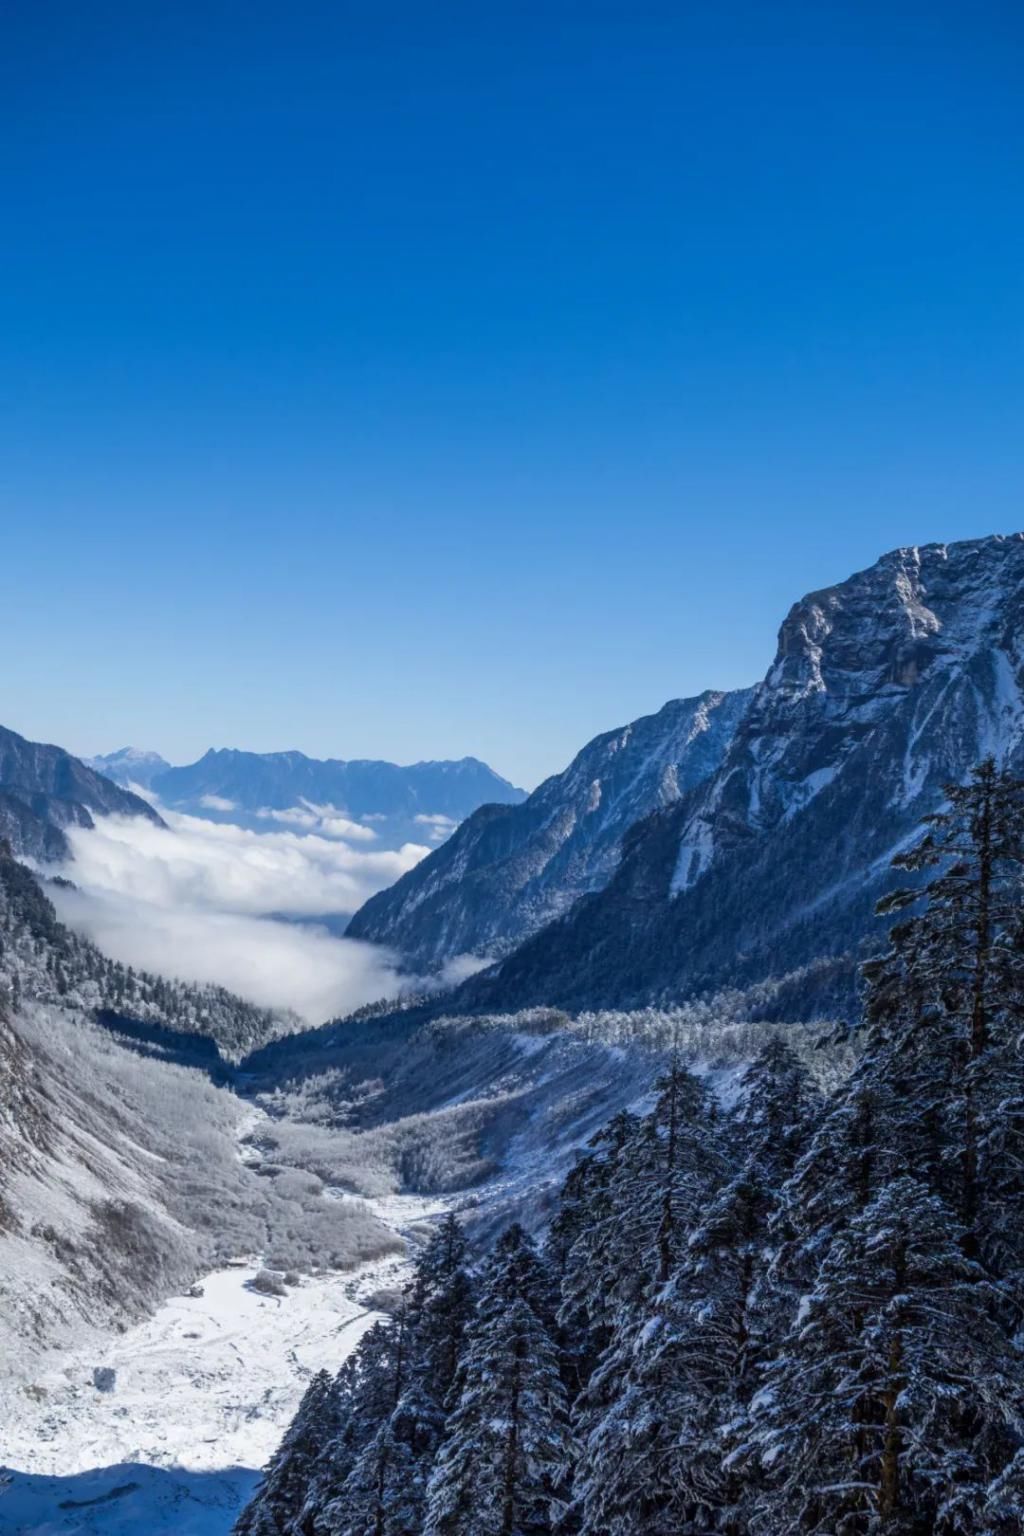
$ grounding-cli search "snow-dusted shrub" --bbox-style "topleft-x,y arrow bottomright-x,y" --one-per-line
251,1270 -> 287,1297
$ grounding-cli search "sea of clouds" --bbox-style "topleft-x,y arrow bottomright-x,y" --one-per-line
49,807 -> 471,1024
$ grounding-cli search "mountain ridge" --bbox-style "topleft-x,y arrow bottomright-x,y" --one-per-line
346,688 -> 753,967
151,747 -> 524,814
379,532 -> 1024,1020
0,724 -> 164,861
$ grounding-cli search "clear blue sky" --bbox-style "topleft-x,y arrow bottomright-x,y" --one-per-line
2,3 -> 1021,788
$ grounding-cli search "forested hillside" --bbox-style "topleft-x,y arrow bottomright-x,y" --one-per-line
237,759 -> 1024,1536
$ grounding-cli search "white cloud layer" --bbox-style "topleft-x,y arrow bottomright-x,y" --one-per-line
64,810 -> 426,919
255,801 -> 379,842
199,793 -> 238,812
51,812 -> 435,1024
413,812 -> 458,843
51,883 -> 408,1025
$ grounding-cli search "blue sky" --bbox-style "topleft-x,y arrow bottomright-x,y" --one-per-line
2,4 -> 1021,788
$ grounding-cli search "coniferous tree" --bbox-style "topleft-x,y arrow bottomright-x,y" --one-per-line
751,1177 -> 1021,1535
412,1213 -> 476,1415
326,1305 -> 412,1536
293,1354 -> 362,1535
570,1064 -> 727,1535
322,1216 -> 476,1536
866,757 -> 1024,1269
424,1226 -> 574,1536
556,1111 -> 638,1384
311,1323 -> 409,1536
734,1036 -> 820,1182
984,1451 -> 1024,1536
574,1043 -> 814,1535
235,1371 -> 340,1536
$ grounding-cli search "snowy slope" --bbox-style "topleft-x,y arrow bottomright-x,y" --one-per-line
2,1190 -> 448,1536
348,689 -> 751,968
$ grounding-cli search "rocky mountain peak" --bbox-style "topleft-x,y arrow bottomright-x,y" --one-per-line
448,531 -> 1024,1022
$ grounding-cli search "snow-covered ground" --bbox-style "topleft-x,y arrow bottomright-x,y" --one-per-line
2,1193 -> 447,1535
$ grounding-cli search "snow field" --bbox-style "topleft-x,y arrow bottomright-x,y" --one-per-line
2,1193 -> 448,1535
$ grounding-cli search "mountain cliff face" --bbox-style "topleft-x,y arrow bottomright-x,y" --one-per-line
0,724 -> 163,861
454,534 -> 1024,1018
346,690 -> 752,969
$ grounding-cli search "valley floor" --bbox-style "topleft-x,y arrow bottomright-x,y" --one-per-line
1,1192 -> 447,1536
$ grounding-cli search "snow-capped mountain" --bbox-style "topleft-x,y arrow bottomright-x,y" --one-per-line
347,690 -> 752,969
0,723 -> 163,861
86,746 -> 172,790
449,533 -> 1024,1018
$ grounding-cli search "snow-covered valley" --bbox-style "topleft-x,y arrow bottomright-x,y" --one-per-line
2,1190 -> 448,1535
0,839 -> 841,1536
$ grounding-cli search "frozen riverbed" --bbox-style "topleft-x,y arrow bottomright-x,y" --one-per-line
1,1193 -> 447,1535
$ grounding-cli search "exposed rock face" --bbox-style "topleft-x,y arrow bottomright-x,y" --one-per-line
454,534 -> 1024,1018
346,689 -> 753,969
0,724 -> 163,860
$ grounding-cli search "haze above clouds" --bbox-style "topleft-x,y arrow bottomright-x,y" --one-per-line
51,810 -> 437,1023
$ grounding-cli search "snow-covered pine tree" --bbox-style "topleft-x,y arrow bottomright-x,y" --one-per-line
771,765 -> 1024,1307
750,1176 -> 1021,1535
327,1413 -> 420,1536
321,1216 -> 476,1536
234,1370 -> 339,1536
423,1225 -> 574,1536
555,1111 -> 638,1389
983,1450 -> 1024,1536
866,757 -> 1024,1271
293,1354 -> 362,1535
733,1036 -> 819,1184
310,1322 -> 410,1536
770,1062 -> 903,1308
411,1213 -> 475,1415
568,1064 -> 726,1534
565,1063 -> 721,1364
573,1042 -> 814,1535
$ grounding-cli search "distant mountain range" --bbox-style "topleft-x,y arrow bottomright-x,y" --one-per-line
0,724 -> 163,861
89,746 -> 527,851
351,532 -> 1024,1020
151,749 -> 524,819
